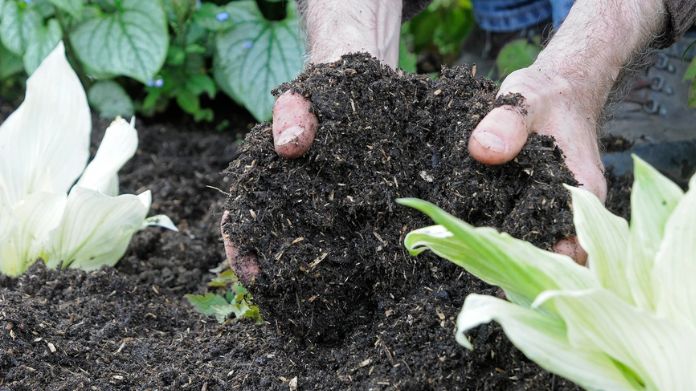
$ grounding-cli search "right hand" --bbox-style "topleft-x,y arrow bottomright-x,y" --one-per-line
222,0 -> 403,282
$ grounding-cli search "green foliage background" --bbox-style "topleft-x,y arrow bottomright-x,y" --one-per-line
0,0 -> 305,122
0,0 -> 541,124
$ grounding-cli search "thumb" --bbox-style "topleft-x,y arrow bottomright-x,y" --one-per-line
468,104 -> 531,165
273,91 -> 319,159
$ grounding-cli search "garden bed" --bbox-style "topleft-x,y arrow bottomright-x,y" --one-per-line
0,56 -> 630,390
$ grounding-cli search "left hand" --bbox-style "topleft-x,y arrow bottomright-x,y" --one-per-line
468,67 -> 608,263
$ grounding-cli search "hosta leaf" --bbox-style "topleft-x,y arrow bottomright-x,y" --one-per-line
22,19 -> 62,74
0,192 -> 66,276
70,0 -> 168,83
566,185 -> 633,303
652,181 -> 696,326
458,294 -> 639,390
45,187 -> 150,270
399,199 -> 597,305
0,42 -> 91,205
627,155 -> 683,310
213,0 -> 304,121
76,117 -> 137,195
536,289 -> 696,391
87,80 -> 135,119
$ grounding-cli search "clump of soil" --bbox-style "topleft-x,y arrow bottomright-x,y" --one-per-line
224,53 -> 577,342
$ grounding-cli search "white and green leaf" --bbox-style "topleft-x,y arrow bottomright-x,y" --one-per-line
45,188 -> 150,270
458,294 -> 640,390
0,192 -> 66,276
652,182 -> 696,326
399,198 -> 597,305
567,185 -> 633,303
76,117 -> 137,195
627,155 -> 684,310
536,289 -> 696,391
0,41 -> 91,205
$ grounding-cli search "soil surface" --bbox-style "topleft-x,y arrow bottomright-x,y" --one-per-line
1,55 -> 630,391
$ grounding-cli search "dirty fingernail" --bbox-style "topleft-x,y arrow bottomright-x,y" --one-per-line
472,130 -> 506,153
276,125 -> 305,146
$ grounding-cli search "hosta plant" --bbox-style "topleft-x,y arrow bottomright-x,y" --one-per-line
0,42 -> 176,277
399,157 -> 696,390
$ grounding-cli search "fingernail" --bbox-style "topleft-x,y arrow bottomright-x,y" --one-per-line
472,130 -> 506,153
276,125 -> 305,146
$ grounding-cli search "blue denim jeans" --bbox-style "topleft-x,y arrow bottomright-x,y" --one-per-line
472,0 -> 574,32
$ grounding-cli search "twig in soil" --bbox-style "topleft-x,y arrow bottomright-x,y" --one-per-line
205,185 -> 231,196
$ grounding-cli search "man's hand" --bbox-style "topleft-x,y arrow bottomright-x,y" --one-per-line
272,0 -> 402,158
469,0 -> 667,261
469,68 -> 607,262
222,0 -> 403,282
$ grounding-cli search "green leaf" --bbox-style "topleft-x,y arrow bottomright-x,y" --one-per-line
457,294 -> 639,390
496,39 -> 541,78
398,198 -> 597,305
626,155 -> 683,310
207,269 -> 239,288
431,5 -> 473,55
185,293 -> 237,323
0,1 -> 43,55
398,35 -> 417,73
185,290 -> 262,324
566,185 -> 633,303
213,0 -> 304,121
185,73 -> 216,97
22,19 -> 62,74
0,41 -> 24,78
46,189 -> 149,270
87,80 -> 135,118
192,2 -> 233,31
48,0 -> 83,18
684,57 -> 696,80
175,88 -> 201,114
70,0 -> 169,83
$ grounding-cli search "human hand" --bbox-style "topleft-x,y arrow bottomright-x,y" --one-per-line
468,67 -> 607,263
222,0 -> 403,282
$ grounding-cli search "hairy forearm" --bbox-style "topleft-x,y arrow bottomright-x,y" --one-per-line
534,0 -> 668,120
301,0 -> 403,66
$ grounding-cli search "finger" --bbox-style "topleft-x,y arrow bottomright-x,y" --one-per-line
468,106 -> 530,165
272,91 -> 319,159
220,211 -> 260,284
553,237 -> 588,265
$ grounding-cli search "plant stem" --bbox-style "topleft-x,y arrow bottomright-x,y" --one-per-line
55,10 -> 91,88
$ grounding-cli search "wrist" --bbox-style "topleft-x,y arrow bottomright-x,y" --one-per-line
304,0 -> 402,67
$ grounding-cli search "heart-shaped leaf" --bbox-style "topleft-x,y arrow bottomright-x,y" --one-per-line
70,0 -> 168,83
213,0 -> 304,121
